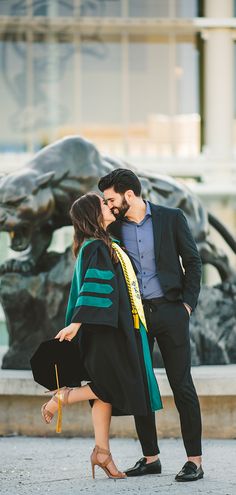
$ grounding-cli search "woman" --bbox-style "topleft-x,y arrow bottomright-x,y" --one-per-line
41,192 -> 162,479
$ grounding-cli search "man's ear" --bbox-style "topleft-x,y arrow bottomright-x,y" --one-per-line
125,189 -> 135,202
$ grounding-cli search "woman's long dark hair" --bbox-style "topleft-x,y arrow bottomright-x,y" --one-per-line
69,193 -> 117,262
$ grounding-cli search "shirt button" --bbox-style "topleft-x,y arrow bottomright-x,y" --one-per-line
144,286 -> 146,289
141,255 -> 144,259
143,272 -> 146,275
139,240 -> 141,242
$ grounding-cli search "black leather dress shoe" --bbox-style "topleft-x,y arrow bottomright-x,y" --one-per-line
175,461 -> 204,482
124,457 -> 162,477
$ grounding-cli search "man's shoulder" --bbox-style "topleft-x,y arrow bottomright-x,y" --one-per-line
149,202 -> 180,217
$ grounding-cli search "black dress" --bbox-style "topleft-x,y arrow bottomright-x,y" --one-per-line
66,239 -> 162,416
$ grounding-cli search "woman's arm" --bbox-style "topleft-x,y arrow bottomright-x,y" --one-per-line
68,240 -> 119,328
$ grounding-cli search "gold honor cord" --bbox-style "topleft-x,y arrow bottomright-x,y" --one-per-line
55,364 -> 62,433
112,243 -> 147,331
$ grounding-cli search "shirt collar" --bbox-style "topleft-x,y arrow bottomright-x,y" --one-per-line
123,200 -> 151,224
145,200 -> 152,217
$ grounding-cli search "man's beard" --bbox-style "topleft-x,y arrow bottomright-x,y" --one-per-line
112,196 -> 130,220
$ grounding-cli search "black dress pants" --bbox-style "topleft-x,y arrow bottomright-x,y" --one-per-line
134,297 -> 202,457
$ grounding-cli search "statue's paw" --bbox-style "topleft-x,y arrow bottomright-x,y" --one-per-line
0,258 -> 35,274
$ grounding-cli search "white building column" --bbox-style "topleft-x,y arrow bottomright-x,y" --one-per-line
204,0 -> 234,162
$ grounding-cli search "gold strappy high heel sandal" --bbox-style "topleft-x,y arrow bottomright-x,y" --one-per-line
90,445 -> 127,479
41,386 -> 73,430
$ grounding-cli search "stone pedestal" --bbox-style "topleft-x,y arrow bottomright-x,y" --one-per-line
1,366 -> 235,438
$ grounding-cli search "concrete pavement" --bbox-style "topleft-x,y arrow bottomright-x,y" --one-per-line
0,437 -> 236,495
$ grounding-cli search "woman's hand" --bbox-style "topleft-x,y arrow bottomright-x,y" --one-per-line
55,322 -> 81,342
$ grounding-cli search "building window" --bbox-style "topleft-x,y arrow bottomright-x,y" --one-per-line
0,1 -> 201,156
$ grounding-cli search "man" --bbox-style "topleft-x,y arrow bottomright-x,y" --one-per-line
98,169 -> 203,482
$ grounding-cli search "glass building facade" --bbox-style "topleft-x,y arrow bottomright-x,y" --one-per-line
0,0 -> 200,156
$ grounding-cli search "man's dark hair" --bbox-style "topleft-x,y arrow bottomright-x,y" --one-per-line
98,168 -> 142,196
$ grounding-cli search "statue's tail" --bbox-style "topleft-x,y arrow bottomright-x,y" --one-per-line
208,212 -> 236,253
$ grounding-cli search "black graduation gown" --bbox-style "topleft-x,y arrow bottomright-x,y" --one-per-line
66,239 -> 155,416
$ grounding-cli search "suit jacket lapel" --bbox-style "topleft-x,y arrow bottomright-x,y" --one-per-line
150,203 -> 163,264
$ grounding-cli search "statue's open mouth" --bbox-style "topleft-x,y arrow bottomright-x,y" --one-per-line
8,225 -> 32,252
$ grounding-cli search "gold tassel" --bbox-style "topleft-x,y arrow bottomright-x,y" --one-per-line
133,311 -> 139,329
55,364 -> 62,434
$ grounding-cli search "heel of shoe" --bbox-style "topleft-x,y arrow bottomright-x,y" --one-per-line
91,461 -> 95,479
90,445 -> 126,480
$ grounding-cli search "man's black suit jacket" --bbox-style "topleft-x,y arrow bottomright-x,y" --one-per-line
109,203 -> 202,311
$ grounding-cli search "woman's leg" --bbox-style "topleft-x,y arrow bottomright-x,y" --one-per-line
67,385 -> 98,403
43,384 -> 98,422
91,399 -> 125,476
92,398 -> 111,450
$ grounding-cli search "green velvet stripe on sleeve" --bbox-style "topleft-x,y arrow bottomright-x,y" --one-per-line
85,268 -> 114,280
76,295 -> 113,308
65,239 -> 117,323
65,239 -> 96,325
80,282 -> 114,294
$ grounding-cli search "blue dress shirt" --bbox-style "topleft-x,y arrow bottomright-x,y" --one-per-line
121,201 -> 164,299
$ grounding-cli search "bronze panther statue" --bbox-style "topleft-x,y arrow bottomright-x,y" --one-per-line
0,136 -> 235,369
0,135 -> 235,279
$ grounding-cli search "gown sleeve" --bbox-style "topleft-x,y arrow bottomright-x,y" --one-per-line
65,240 -> 119,328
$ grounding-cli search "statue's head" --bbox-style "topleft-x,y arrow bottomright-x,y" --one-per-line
0,136 -> 114,257
0,169 -> 55,251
